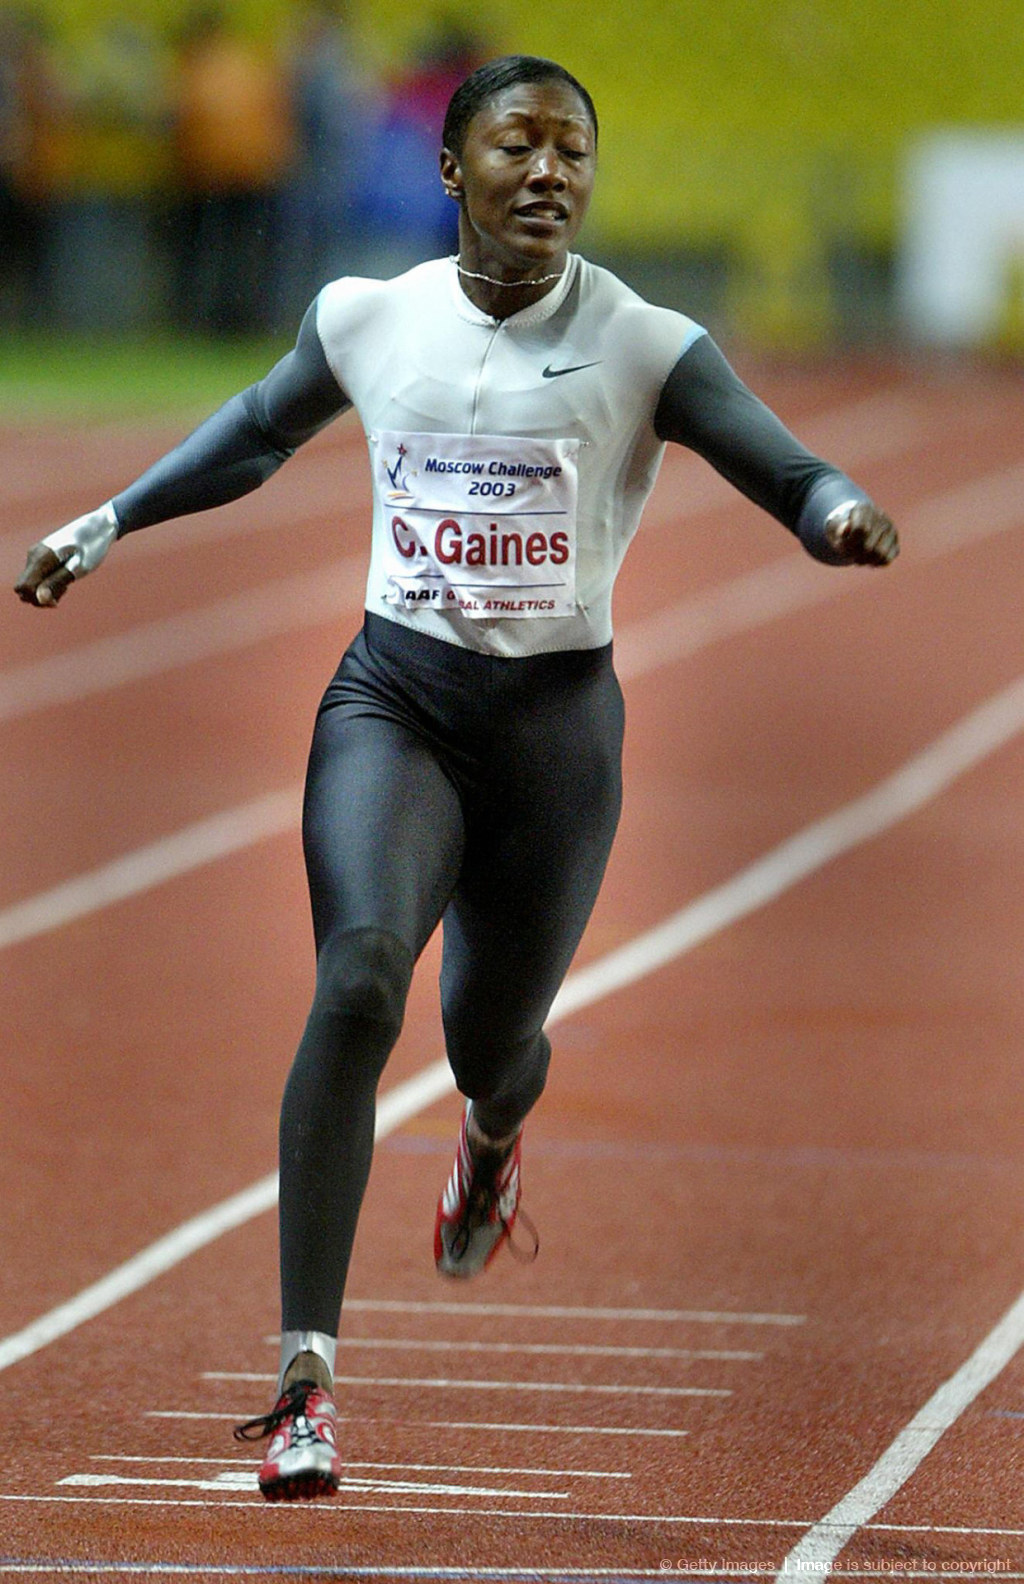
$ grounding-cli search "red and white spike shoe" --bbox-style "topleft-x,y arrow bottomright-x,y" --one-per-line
434,1104 -> 536,1278
234,1379 -> 341,1501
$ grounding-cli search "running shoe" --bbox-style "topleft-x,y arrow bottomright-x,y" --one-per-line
234,1379 -> 341,1501
434,1105 -> 537,1278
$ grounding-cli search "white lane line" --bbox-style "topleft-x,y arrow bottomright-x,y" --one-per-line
90,1453 -> 631,1479
616,457 -> 1024,682
4,1490 -> 1024,1550
0,535 -> 840,946
0,428 -> 365,543
795,386 -> 928,460
59,1470 -> 570,1500
204,1370 -> 730,1399
637,382 -> 943,534
4,671 -> 1024,1371
868,1520 -> 1024,1536
775,1284 -> 1024,1581
0,788 -> 302,952
146,1411 -> 691,1437
326,1337 -> 762,1361
0,556 -> 365,723
0,1064 -> 450,1375
73,1462 -> 1024,1527
549,669 -> 1024,1025
336,1300 -> 804,1325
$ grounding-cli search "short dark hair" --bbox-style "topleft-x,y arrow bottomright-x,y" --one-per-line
442,55 -> 598,159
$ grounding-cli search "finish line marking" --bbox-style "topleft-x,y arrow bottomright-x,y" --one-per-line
3,670 -> 1024,1389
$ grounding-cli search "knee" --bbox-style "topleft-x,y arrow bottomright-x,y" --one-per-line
314,927 -> 413,1043
444,1022 -> 551,1114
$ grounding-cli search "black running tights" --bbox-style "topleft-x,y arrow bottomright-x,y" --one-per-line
278,615 -> 625,1334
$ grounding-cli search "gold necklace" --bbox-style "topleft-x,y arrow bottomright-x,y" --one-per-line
451,255 -> 565,288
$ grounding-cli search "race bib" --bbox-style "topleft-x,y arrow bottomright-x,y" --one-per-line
374,430 -> 579,619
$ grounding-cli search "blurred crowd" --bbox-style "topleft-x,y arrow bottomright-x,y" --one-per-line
0,2 -> 488,334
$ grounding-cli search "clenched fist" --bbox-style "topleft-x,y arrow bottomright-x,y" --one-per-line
13,501 -> 118,607
15,542 -> 79,607
824,501 -> 899,567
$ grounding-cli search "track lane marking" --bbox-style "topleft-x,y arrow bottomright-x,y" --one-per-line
310,1337 -> 762,1360
203,1371 -> 730,1399
0,426 -> 366,547
0,556 -> 365,723
332,1299 -> 802,1324
550,670 -> 1024,1023
0,788 -> 304,951
626,385 -> 929,532
4,1489 -> 1024,1555
615,457 -> 1024,680
776,1283 -> 1024,1580
3,670 -> 1024,1374
66,1457 -> 1024,1531
145,1411 -> 692,1436
0,1565 -> 780,1581
0,1574 -> 759,1584
0,1495 -> 823,1520
0,1064 -> 448,1374
59,1470 -> 573,1500
89,1453 -> 630,1479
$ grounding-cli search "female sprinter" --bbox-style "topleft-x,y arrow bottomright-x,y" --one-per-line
15,55 -> 898,1501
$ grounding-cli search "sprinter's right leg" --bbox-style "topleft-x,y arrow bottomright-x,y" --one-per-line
239,698 -> 465,1500
278,709 -> 465,1348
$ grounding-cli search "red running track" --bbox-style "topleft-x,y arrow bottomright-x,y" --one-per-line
0,354 -> 1022,1582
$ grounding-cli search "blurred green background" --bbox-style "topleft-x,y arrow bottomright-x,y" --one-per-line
3,0 -> 1023,415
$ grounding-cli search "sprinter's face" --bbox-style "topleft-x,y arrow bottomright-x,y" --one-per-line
441,80 -> 596,278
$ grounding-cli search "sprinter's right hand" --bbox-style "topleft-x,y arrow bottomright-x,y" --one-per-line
15,542 -> 78,607
14,500 -> 119,606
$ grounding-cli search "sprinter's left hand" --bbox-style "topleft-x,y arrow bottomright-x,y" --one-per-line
825,501 -> 899,566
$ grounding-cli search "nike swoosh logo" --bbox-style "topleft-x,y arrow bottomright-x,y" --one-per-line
542,361 -> 602,379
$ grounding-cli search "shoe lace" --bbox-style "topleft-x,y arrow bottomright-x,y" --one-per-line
506,1204 -> 540,1264
448,1147 -> 503,1259
232,1379 -> 318,1443
449,1146 -> 540,1265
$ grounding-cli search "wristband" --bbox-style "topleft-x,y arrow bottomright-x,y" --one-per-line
796,481 -> 866,566
42,500 -> 119,577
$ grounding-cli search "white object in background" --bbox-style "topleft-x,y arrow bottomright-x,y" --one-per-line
898,130 -> 1024,345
